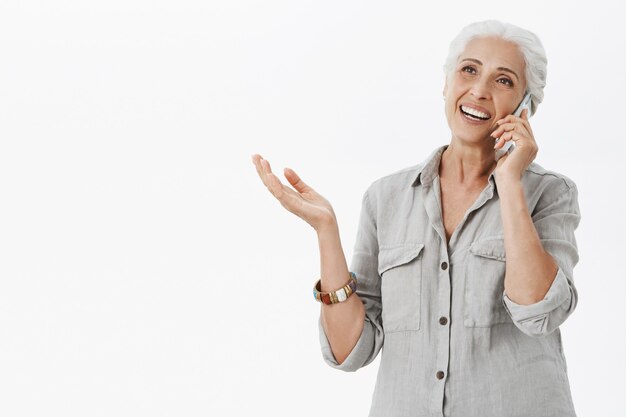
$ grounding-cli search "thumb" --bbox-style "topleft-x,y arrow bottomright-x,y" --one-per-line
284,167 -> 312,194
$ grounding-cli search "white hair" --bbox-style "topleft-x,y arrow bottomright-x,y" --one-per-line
443,20 -> 547,116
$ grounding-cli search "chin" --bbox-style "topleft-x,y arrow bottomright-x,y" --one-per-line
447,110 -> 494,147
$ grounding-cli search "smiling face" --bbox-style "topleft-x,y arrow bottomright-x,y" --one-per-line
443,36 -> 527,148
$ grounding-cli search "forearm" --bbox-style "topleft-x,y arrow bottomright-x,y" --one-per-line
317,223 -> 365,365
498,178 -> 558,305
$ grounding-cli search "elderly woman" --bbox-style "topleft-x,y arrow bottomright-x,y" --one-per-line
252,20 -> 579,417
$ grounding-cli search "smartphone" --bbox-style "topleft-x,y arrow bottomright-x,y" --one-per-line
494,92 -> 532,161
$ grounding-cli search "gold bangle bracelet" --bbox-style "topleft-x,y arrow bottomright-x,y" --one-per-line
312,272 -> 358,305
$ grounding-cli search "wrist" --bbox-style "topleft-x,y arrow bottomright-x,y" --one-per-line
495,174 -> 523,189
316,217 -> 339,237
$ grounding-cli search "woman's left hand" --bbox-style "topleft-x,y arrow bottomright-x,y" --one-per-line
490,108 -> 538,182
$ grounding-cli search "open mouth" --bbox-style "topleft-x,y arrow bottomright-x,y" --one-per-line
460,105 -> 491,121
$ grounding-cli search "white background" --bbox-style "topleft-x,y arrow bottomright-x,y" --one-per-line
0,1 -> 624,416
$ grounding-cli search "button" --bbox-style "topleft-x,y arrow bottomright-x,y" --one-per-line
436,371 -> 445,380
439,316 -> 448,326
441,261 -> 448,270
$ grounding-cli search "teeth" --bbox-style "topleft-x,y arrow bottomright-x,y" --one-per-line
461,106 -> 490,120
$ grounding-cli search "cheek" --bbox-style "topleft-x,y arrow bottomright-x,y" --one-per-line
496,103 -> 517,118
443,99 -> 454,118
444,100 -> 458,127
447,81 -> 470,105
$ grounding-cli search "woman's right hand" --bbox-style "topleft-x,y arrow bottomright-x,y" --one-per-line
251,154 -> 337,233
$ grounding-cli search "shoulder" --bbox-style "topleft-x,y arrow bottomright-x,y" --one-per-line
524,161 -> 578,195
358,163 -> 425,219
364,163 -> 423,200
523,162 -> 581,217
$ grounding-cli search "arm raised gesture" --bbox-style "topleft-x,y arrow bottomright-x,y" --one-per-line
251,153 -> 365,365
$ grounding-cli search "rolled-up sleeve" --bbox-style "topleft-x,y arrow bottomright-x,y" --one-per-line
503,178 -> 581,337
318,188 -> 384,371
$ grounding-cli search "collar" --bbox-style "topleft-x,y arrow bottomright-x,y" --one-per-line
411,145 -> 448,187
411,144 -> 499,192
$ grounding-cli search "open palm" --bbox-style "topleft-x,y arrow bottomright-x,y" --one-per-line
251,154 -> 336,232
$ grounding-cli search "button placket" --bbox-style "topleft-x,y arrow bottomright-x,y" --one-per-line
438,260 -> 450,327
431,245 -> 452,413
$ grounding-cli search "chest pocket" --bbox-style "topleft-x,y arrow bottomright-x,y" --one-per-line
377,243 -> 424,333
464,238 -> 511,327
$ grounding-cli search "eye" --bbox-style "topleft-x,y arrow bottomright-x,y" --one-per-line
461,65 -> 477,74
497,77 -> 514,87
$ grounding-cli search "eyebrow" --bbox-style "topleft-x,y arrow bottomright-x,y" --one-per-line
460,58 -> 520,81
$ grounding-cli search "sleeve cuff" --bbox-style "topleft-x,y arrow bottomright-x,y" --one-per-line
502,267 -> 573,336
318,314 -> 374,372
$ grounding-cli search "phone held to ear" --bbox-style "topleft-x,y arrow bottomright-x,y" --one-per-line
494,92 -> 532,162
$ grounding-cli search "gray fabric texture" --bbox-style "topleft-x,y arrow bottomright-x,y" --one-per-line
318,145 -> 580,417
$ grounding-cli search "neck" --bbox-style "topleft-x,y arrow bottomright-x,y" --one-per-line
439,141 -> 496,186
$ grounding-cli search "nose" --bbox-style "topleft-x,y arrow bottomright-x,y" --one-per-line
470,76 -> 491,100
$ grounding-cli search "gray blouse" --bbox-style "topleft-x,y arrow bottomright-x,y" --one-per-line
318,145 -> 580,417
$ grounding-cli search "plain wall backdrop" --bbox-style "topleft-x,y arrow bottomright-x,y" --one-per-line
0,1 -> 624,416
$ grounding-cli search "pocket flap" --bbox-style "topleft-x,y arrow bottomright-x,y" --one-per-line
378,243 -> 425,275
469,238 -> 506,261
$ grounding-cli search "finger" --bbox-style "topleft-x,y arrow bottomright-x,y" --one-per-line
266,172 -> 307,212
491,124 -> 513,141
491,126 -> 505,138
499,112 -> 532,133
251,154 -> 268,184
260,158 -> 277,188
502,130 -> 523,142
251,154 -> 265,180
496,115 -> 513,125
261,158 -> 273,175
256,156 -> 291,198
253,156 -> 310,213
493,122 -> 529,139
521,108 -> 529,121
494,131 -> 516,149
252,155 -> 274,189
265,170 -> 284,197
494,136 -> 508,150
496,114 -> 524,126
265,167 -> 304,200
492,119 -> 518,136
500,122 -> 521,132
501,131 -> 514,143
521,110 -> 534,135
284,168 -> 312,194
265,169 -> 294,200
517,111 -> 532,134
261,159 -> 287,195
496,130 -> 531,150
